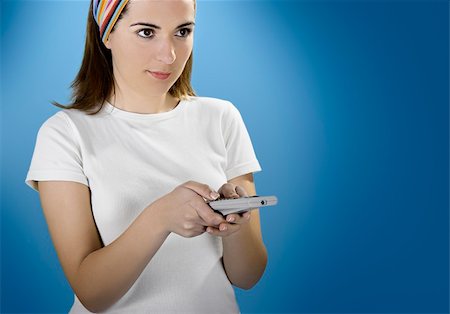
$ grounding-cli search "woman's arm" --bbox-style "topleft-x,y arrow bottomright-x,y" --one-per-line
38,181 -> 170,312
38,180 -> 223,312
221,173 -> 268,290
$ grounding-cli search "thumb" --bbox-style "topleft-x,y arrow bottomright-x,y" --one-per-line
182,181 -> 220,201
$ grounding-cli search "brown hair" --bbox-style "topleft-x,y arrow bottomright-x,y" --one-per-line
52,1 -> 196,115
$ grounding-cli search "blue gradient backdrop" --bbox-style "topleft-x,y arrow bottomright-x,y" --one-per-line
1,0 -> 449,313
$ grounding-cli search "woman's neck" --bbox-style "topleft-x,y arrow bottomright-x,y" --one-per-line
108,90 -> 179,114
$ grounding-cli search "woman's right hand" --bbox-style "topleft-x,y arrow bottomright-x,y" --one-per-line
153,181 -> 227,238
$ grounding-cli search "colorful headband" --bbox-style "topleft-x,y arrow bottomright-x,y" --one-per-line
93,0 -> 130,44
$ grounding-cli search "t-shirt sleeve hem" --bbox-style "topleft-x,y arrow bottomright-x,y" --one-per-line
225,160 -> 262,181
25,170 -> 89,192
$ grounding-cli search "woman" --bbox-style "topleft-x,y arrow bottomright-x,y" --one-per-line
25,0 -> 267,312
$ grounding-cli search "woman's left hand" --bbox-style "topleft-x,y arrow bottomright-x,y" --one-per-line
206,183 -> 252,237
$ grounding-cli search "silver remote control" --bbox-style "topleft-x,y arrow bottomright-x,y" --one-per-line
208,195 -> 278,216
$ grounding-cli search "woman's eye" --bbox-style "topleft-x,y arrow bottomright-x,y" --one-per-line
176,28 -> 192,38
137,29 -> 154,38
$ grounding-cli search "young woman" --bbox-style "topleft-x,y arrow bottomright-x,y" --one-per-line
25,0 -> 267,312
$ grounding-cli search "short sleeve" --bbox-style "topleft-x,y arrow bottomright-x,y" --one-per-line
222,102 -> 262,181
25,111 -> 88,192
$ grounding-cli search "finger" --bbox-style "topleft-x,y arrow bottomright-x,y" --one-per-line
235,185 -> 249,197
219,183 -> 239,198
186,225 -> 208,238
206,223 -> 241,237
189,201 -> 225,226
225,214 -> 238,224
191,224 -> 209,235
226,212 -> 251,225
182,181 -> 220,201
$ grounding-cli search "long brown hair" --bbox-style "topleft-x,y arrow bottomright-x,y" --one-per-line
52,1 -> 196,115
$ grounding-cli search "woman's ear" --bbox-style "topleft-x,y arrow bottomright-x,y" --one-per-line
104,36 -> 112,50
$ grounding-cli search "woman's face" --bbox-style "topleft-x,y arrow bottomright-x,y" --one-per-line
105,0 -> 195,97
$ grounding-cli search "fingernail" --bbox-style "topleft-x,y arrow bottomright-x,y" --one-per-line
227,216 -> 235,222
220,225 -> 227,231
207,228 -> 213,233
210,192 -> 220,200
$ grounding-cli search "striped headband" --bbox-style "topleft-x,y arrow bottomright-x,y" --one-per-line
93,0 -> 130,44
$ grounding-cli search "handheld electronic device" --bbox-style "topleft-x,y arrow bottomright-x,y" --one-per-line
208,195 -> 278,216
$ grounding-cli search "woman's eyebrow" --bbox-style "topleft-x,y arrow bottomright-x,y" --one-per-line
129,22 -> 195,29
176,22 -> 195,29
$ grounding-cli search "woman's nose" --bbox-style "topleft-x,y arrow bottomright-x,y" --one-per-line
156,38 -> 176,65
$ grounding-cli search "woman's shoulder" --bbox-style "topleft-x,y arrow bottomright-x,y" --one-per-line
186,96 -> 238,114
37,107 -> 97,138
38,110 -> 71,131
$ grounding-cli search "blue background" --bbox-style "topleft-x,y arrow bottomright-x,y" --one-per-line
1,0 -> 449,313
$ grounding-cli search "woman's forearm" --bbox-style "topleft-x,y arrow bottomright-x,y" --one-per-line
222,222 -> 268,290
74,202 -> 170,312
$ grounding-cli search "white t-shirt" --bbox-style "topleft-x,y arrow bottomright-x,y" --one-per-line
25,96 -> 262,314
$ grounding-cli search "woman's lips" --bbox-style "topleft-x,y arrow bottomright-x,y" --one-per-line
147,71 -> 171,80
